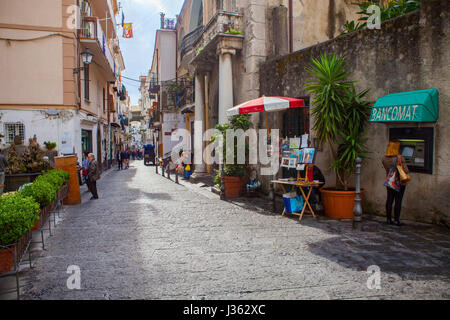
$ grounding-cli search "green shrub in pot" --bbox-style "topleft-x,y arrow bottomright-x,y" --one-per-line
18,179 -> 57,207
36,170 -> 69,190
0,193 -> 40,246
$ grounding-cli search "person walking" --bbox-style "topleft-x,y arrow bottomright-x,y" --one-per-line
382,140 -> 410,226
87,153 -> 100,200
0,151 -> 9,195
124,149 -> 130,169
116,150 -> 123,170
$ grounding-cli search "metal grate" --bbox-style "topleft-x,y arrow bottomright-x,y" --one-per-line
5,122 -> 25,144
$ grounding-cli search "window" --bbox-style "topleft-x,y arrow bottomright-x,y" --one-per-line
389,127 -> 434,174
5,122 -> 25,144
81,129 -> 93,154
81,0 -> 92,17
84,64 -> 89,100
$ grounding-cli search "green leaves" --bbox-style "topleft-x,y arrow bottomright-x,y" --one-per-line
212,114 -> 251,177
0,169 -> 69,245
0,193 -> 40,246
305,53 -> 354,143
306,53 -> 371,189
342,0 -> 420,34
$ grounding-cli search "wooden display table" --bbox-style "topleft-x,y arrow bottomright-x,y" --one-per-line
271,179 -> 324,221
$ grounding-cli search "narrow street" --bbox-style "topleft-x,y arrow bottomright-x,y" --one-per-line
21,161 -> 450,300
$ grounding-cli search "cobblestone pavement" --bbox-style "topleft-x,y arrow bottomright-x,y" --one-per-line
16,161 -> 450,299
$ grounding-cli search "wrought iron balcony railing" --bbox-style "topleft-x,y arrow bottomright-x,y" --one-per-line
180,25 -> 204,59
192,11 -> 243,58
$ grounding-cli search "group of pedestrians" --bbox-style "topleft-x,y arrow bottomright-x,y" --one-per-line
116,149 -> 131,170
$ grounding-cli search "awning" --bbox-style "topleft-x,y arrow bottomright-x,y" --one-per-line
370,89 -> 438,122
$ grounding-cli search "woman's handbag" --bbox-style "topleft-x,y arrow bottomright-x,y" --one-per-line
397,155 -> 411,183
384,167 -> 401,191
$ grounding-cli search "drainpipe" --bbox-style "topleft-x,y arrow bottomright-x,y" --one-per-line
175,15 -> 179,82
77,0 -> 81,110
289,0 -> 293,53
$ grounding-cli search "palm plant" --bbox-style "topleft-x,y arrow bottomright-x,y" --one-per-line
306,53 -> 372,190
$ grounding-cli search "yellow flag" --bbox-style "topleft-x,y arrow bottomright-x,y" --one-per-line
123,23 -> 133,38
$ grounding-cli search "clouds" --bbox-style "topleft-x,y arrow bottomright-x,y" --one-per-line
129,0 -> 167,12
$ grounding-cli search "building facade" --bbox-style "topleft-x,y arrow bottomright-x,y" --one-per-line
173,0 -> 359,176
0,0 -> 124,168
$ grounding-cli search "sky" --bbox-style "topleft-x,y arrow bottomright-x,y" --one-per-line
118,0 -> 184,106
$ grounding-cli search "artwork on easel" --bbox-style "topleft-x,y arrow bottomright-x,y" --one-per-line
301,134 -> 309,148
281,139 -> 290,151
287,157 -> 297,169
281,157 -> 290,168
301,148 -> 315,164
289,137 -> 300,149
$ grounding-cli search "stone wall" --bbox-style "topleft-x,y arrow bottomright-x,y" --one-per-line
259,0 -> 450,226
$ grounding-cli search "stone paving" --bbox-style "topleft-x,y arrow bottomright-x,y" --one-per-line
5,160 -> 450,299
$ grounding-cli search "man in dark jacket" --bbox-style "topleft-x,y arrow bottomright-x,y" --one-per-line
87,153 -> 100,200
116,150 -> 123,170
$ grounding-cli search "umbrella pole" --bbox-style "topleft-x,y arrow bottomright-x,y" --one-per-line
265,112 -> 270,137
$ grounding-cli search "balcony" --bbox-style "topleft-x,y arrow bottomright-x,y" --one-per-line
88,0 -> 117,39
79,16 -> 116,81
180,25 -> 204,59
191,11 -> 244,65
160,78 -> 194,112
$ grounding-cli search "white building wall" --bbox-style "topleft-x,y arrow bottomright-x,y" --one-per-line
0,108 -> 81,160
162,113 -> 186,158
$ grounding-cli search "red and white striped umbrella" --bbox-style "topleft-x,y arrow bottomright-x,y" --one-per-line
227,96 -> 305,116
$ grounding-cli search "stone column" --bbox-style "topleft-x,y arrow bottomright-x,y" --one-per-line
193,71 -> 206,174
218,48 -> 235,124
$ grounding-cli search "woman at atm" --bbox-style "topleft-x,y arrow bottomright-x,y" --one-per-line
382,140 -> 410,226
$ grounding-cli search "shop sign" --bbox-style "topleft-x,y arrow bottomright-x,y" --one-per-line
370,105 -> 420,122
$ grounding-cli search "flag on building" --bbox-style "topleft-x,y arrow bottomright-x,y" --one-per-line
123,23 -> 133,38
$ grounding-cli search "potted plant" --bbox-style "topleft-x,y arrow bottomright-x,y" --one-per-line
306,53 -> 372,219
5,136 -> 52,192
44,141 -> 57,151
212,114 -> 251,198
0,193 -> 40,273
19,178 -> 57,230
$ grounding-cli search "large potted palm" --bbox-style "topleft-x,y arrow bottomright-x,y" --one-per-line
306,53 -> 371,219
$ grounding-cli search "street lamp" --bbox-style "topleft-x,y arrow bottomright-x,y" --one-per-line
81,47 -> 94,65
73,47 -> 94,73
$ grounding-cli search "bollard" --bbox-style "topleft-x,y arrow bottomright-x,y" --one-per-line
269,178 -> 276,212
220,165 -> 226,200
156,161 -> 158,174
353,157 -> 362,229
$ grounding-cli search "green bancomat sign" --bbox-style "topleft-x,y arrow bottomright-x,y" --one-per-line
370,89 -> 439,123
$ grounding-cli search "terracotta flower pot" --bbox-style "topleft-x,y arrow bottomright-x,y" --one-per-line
0,246 -> 15,274
320,188 -> 365,219
224,176 -> 244,198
